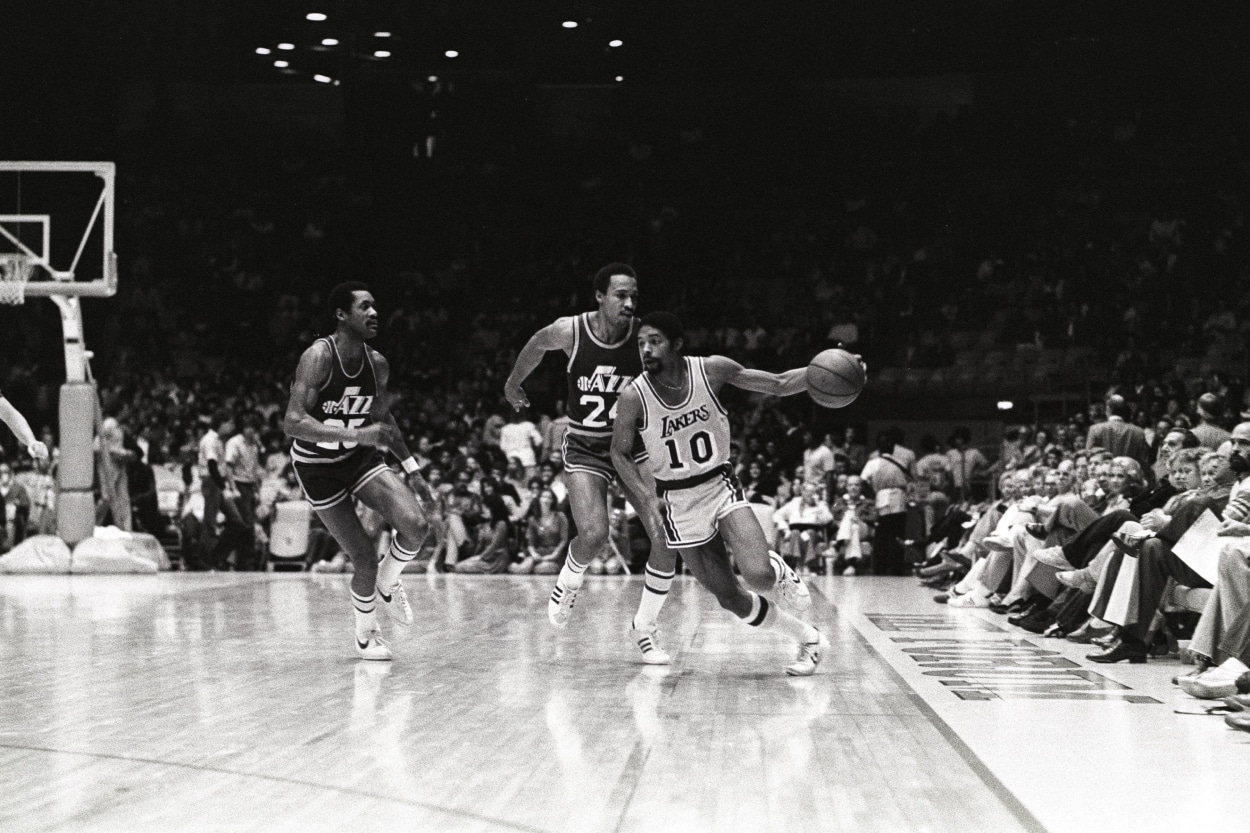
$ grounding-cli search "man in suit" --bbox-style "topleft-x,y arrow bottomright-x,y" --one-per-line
1086,395 -> 1151,476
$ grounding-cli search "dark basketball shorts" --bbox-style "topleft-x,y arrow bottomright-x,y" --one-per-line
561,431 -> 648,484
292,448 -> 392,512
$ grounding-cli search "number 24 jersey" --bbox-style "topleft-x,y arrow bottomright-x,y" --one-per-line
566,313 -> 642,437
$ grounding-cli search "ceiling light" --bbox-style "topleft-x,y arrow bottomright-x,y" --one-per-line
445,50 -> 459,58
273,60 -> 289,68
615,76 -> 624,82
427,75 -> 438,82
314,74 -> 333,84
321,38 -> 338,46
562,21 -> 578,29
277,43 -> 295,51
609,40 -> 623,48
374,50 -> 391,58
306,13 -> 326,22
374,31 -> 391,38
255,47 -> 271,55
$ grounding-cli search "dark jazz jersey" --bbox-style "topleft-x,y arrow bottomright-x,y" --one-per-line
291,337 -> 378,465
566,313 -> 642,437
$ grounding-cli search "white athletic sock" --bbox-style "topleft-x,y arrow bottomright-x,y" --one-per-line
377,537 -> 419,591
559,546 -> 590,590
633,564 -> 675,629
351,588 -> 378,637
740,593 -> 819,644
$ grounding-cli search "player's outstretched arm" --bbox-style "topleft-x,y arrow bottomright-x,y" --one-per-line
504,317 -> 576,411
610,387 -> 659,526
703,355 -> 808,398
284,342 -> 396,449
0,396 -> 47,461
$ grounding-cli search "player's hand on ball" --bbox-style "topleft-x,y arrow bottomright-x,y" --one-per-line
27,441 -> 48,461
504,381 -> 529,411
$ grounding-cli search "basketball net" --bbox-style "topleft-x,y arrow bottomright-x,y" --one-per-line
0,254 -> 31,305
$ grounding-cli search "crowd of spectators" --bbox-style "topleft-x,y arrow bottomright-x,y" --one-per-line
0,89 -> 1247,724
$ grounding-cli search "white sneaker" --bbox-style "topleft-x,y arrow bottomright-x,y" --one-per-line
770,551 -> 811,611
355,629 -> 393,661
631,622 -> 672,665
377,581 -> 413,627
947,591 -> 991,608
786,630 -> 829,676
843,564 -> 857,576
548,579 -> 580,628
1179,658 -> 1250,699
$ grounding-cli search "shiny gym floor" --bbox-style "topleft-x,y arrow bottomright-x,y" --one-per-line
1,573 -> 1246,833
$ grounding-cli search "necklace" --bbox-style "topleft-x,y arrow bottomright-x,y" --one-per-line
652,371 -> 687,392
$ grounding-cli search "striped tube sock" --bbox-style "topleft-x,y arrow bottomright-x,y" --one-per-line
741,592 -> 818,643
559,546 -> 590,590
351,588 -> 378,637
633,564 -> 675,629
377,537 -> 420,591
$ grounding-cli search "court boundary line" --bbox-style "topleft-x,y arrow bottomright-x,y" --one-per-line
0,741 -> 555,833
825,594 -> 1050,833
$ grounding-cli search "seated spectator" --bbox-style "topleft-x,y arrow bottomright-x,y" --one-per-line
832,475 -> 876,575
773,482 -> 834,572
0,461 -> 31,552
453,479 -> 512,574
510,487 -> 567,575
740,460 -> 775,506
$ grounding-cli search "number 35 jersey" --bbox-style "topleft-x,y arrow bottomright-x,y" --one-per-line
632,357 -> 732,483
291,337 -> 378,465
566,313 -> 642,438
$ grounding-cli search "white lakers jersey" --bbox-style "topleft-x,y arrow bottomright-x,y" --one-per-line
633,357 -> 732,482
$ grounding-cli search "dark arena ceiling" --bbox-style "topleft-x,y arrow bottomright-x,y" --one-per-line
7,0 -> 1246,89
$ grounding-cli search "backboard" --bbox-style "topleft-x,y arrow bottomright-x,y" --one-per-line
0,162 -> 117,299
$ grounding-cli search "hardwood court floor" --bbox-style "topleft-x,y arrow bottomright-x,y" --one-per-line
0,572 -> 1243,833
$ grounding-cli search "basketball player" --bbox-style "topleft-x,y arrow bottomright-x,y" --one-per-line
0,391 -> 49,462
284,282 -> 433,661
612,312 -> 837,675
504,263 -> 676,663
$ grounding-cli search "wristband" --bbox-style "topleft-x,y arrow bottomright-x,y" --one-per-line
401,457 -> 419,475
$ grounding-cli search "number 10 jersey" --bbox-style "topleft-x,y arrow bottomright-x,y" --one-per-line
566,313 -> 642,437
632,357 -> 732,484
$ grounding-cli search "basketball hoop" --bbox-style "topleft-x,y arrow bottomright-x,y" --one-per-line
0,253 -> 32,305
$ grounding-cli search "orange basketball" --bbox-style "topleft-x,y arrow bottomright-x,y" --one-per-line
806,349 -> 865,408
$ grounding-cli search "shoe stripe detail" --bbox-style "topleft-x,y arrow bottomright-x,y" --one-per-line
748,596 -> 770,627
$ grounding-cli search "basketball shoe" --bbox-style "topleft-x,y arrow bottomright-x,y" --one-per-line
548,580 -> 579,628
377,581 -> 413,627
785,630 -> 829,677
630,622 -> 672,665
355,629 -> 393,661
770,550 -> 812,611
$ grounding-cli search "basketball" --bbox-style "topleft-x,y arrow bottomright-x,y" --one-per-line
806,349 -> 865,408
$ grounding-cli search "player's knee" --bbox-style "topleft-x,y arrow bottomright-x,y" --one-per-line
578,518 -> 610,552
394,506 -> 429,544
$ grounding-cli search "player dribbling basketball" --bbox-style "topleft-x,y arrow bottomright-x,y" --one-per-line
613,312 -> 863,675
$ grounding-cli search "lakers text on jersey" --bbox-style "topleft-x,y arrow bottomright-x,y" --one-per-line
632,357 -> 746,548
